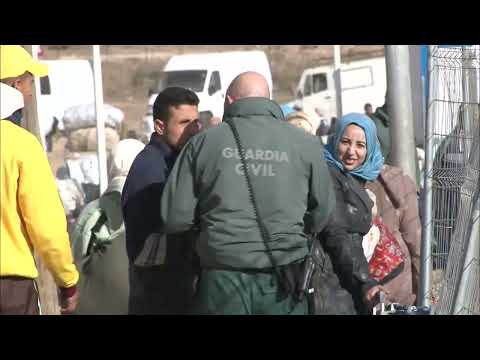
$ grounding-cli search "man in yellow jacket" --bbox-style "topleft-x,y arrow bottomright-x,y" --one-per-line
0,45 -> 80,315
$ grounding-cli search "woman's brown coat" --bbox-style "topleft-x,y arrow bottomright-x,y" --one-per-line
366,165 -> 422,305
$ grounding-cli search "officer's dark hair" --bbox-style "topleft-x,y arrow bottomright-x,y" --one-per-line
153,87 -> 199,122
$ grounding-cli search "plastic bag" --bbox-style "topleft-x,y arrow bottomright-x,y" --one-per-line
368,216 -> 405,284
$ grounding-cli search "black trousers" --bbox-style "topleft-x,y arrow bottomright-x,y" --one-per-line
0,276 -> 40,315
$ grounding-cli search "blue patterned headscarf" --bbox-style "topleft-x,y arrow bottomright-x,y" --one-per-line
324,112 -> 384,181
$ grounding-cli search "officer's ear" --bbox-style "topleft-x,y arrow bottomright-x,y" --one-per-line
224,94 -> 236,112
226,94 -> 236,105
154,119 -> 166,135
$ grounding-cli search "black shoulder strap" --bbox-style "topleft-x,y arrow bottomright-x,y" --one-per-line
330,165 -> 373,210
225,119 -> 282,279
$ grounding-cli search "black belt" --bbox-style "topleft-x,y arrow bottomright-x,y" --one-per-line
205,260 -> 304,275
0,275 -> 34,281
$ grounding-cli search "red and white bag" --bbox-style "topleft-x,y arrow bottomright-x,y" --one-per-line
366,216 -> 405,285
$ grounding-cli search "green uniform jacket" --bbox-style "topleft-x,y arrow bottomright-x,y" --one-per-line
161,97 -> 335,270
371,106 -> 421,188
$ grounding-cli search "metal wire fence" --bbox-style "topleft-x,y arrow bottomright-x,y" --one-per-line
423,45 -> 479,314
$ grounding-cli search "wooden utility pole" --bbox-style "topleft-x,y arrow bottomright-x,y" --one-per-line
22,45 -> 61,315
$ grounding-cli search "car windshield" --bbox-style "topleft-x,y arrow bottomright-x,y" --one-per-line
156,70 -> 208,93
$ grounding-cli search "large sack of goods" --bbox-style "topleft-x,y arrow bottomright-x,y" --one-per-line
62,103 -> 124,132
63,103 -> 123,152
67,127 -> 120,152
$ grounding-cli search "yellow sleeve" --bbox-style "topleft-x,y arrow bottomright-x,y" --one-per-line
17,135 -> 79,288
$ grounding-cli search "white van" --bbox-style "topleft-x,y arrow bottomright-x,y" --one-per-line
143,51 -> 273,136
37,60 -> 95,149
295,56 -> 387,126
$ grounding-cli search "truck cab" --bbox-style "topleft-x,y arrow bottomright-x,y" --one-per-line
37,60 -> 95,150
296,57 -> 387,127
143,51 -> 273,138
296,65 -> 336,123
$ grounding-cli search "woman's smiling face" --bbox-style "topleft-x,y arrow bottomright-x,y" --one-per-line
337,124 -> 367,172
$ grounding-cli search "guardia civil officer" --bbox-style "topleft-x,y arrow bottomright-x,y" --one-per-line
161,72 -> 336,315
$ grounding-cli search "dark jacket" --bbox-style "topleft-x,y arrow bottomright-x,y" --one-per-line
5,109 -> 22,126
122,133 -> 199,315
161,97 -> 335,270
121,133 -> 177,263
370,105 -> 391,162
319,165 -> 377,314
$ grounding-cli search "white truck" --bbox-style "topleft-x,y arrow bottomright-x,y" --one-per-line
37,60 -> 95,149
143,51 -> 273,136
295,56 -> 387,127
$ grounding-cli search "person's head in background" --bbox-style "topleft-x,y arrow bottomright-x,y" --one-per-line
364,103 -> 373,118
316,119 -> 329,138
198,111 -> 221,129
286,111 -> 319,136
383,90 -> 389,114
109,139 -> 145,181
0,45 -> 48,104
199,111 -> 213,129
125,130 -> 140,141
152,87 -> 201,151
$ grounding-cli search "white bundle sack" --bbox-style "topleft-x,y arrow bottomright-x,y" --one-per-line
62,103 -> 124,132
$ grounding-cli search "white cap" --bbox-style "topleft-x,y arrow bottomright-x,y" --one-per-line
109,139 -> 145,178
0,83 -> 24,119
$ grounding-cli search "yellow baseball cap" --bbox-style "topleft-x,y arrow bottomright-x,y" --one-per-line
0,45 -> 48,79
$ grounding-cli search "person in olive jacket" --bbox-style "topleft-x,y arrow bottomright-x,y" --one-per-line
161,72 -> 336,315
320,113 -> 387,314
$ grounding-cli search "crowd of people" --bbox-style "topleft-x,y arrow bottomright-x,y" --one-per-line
0,45 -> 421,315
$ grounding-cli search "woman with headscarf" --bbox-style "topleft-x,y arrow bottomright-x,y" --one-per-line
317,112 -> 387,315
